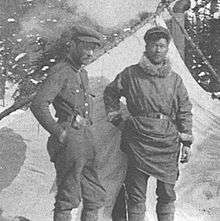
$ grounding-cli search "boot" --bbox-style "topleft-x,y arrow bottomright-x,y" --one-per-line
156,202 -> 175,221
157,213 -> 174,221
128,213 -> 145,221
53,210 -> 72,221
127,201 -> 146,221
80,208 -> 99,221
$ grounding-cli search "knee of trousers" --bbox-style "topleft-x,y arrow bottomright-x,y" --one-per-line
81,176 -> 106,210
156,182 -> 176,204
156,201 -> 175,215
81,208 -> 99,221
127,201 -> 146,216
55,189 -> 81,211
82,180 -> 106,210
54,162 -> 85,211
54,199 -> 81,212
53,210 -> 72,221
126,188 -> 147,215
156,187 -> 176,216
83,197 -> 105,211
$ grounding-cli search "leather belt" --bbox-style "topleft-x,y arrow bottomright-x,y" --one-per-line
132,112 -> 170,120
58,114 -> 92,127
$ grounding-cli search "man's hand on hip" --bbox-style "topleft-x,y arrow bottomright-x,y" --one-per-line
58,129 -> 67,144
107,111 -> 123,126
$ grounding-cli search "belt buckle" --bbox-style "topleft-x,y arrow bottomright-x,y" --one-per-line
160,114 -> 166,120
155,113 -> 161,119
155,113 -> 162,119
76,115 -> 91,127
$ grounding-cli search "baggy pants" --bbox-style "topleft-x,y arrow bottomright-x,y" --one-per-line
112,166 -> 176,221
47,123 -> 106,221
112,185 -> 127,221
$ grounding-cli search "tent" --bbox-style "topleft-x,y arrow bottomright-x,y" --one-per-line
0,15 -> 220,221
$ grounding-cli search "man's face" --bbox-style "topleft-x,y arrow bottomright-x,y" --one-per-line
145,38 -> 169,65
76,41 -> 99,65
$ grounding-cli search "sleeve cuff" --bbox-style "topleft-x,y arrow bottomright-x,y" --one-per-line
52,124 -> 65,139
107,111 -> 123,127
179,133 -> 193,146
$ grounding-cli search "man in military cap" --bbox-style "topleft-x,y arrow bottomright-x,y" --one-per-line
30,25 -> 106,221
104,26 -> 193,221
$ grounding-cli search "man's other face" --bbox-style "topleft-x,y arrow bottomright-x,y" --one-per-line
77,41 -> 99,65
145,38 -> 169,65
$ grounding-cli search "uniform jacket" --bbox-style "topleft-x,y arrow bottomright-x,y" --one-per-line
103,55 -> 193,184
30,61 -> 91,138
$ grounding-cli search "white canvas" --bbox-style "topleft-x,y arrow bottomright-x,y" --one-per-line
0,16 -> 220,221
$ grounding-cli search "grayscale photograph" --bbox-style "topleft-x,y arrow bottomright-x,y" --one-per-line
0,0 -> 219,221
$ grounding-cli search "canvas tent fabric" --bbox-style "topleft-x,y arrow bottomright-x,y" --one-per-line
0,17 -> 220,221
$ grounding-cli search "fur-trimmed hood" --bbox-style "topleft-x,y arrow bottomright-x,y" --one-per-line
138,54 -> 172,78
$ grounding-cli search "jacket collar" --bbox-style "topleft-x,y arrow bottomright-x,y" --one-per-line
138,54 -> 171,78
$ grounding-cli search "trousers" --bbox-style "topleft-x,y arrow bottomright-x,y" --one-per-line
112,166 -> 176,221
47,123 -> 106,221
112,184 -> 127,221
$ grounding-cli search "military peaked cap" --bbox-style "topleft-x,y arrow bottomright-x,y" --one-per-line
73,25 -> 104,46
61,24 -> 104,47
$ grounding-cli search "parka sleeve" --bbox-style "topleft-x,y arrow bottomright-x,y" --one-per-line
30,64 -> 67,137
103,72 -> 126,115
176,78 -> 193,146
